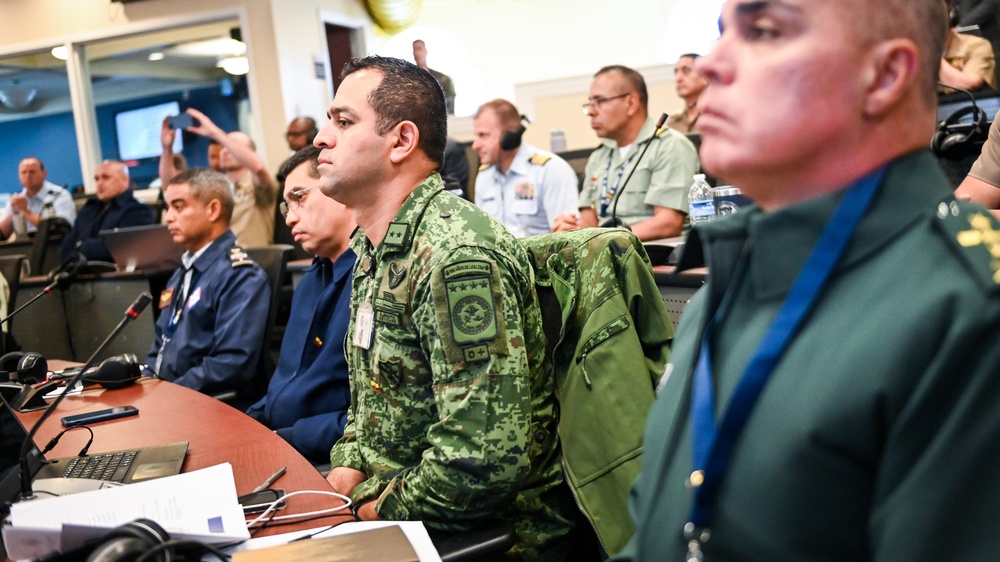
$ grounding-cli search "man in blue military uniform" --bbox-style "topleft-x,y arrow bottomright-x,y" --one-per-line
246,146 -> 356,464
59,160 -> 154,264
146,168 -> 269,410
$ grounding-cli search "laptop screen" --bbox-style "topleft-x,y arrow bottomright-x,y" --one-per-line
0,394 -> 44,517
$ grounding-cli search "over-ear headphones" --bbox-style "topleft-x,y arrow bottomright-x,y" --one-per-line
82,354 -> 142,390
85,519 -> 170,562
0,352 -> 140,389
499,115 -> 530,151
0,351 -> 47,384
38,517 -> 225,561
932,103 -> 987,160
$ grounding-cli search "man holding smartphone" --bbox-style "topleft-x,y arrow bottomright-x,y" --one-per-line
158,109 -> 276,247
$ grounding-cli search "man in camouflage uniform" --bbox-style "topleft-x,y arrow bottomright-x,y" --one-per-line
317,55 -> 574,559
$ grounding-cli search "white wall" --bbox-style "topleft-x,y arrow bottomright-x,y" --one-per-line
367,0 -> 725,117
0,0 -> 726,167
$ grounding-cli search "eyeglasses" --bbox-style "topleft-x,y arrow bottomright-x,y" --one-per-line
279,187 -> 312,218
581,93 -> 631,114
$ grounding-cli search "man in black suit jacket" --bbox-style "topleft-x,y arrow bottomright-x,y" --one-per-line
59,160 -> 154,264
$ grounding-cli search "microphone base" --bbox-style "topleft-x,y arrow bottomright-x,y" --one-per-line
10,381 -> 61,413
0,382 -> 23,403
599,217 -> 630,230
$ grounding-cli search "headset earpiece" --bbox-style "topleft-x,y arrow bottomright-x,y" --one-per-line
932,103 -> 986,160
0,351 -> 25,382
82,353 -> 142,390
499,114 -> 531,151
15,352 -> 47,385
85,519 -> 170,562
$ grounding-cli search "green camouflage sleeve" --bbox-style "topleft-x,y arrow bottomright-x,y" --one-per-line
329,407 -> 363,470
373,246 -> 537,525
330,309 -> 364,470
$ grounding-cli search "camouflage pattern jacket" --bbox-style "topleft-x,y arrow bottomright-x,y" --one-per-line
330,174 -> 574,558
522,228 -> 674,556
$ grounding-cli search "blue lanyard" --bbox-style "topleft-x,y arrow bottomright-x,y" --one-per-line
163,268 -> 201,342
599,142 -> 645,216
685,167 -> 886,553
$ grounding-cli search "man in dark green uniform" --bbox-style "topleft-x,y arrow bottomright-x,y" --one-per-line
617,1 -> 1000,560
316,56 -> 573,559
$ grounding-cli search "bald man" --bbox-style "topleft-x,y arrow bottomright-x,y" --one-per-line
59,160 -> 153,264
162,108 -> 277,247
0,157 -> 76,240
615,1 -> 1000,560
285,117 -> 318,152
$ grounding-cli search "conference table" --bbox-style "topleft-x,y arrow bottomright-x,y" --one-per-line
14,373 -> 351,539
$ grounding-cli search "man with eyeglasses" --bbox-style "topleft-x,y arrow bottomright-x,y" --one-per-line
246,146 -> 356,464
553,65 -> 699,241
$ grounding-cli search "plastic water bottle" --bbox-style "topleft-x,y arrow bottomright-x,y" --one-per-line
688,174 -> 715,225
550,129 -> 567,153
42,201 -> 56,220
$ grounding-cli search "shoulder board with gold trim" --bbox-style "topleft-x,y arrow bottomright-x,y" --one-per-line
229,246 -> 254,268
935,199 -> 1000,291
654,126 -> 669,138
479,164 -> 490,172
529,154 -> 552,166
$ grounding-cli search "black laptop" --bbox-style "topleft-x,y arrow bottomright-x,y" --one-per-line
99,224 -> 183,272
0,393 -> 188,509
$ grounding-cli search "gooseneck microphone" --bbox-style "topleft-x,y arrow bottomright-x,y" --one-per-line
602,112 -> 669,229
18,292 -> 152,501
0,270 -> 76,330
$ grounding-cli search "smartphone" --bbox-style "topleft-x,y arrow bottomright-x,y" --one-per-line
61,405 -> 138,427
238,488 -> 286,514
166,113 -> 194,130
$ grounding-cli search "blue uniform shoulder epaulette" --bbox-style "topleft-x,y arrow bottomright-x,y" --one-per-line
229,246 -> 254,268
529,154 -> 552,166
935,198 -> 1000,290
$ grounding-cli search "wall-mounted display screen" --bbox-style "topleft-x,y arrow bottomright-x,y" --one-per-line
115,101 -> 182,161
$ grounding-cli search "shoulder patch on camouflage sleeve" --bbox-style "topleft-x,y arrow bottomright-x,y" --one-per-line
529,154 -> 551,166
229,246 -> 254,268
433,259 -> 509,364
935,199 -> 1000,291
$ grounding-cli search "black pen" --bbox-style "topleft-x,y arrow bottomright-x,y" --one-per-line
251,466 -> 286,493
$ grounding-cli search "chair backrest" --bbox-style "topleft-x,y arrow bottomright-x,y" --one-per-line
521,228 -> 674,558
245,245 -> 293,383
29,217 -> 71,276
0,255 -> 26,314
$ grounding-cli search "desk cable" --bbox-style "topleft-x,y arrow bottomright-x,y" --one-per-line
39,424 -> 95,457
244,489 -> 352,529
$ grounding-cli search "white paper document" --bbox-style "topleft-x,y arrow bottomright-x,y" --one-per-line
2,463 -> 249,560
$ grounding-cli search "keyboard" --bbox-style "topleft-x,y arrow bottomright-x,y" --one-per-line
60,450 -> 138,482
